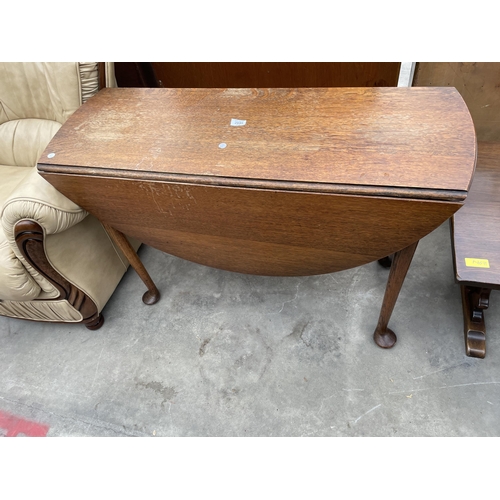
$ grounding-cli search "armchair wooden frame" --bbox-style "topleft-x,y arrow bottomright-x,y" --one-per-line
14,220 -> 103,329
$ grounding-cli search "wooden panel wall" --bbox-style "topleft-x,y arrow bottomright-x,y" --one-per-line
114,62 -> 158,87
150,62 -> 400,88
115,62 -> 401,89
413,62 -> 500,142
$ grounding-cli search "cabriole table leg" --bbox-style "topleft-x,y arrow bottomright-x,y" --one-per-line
102,223 -> 161,305
373,240 -> 419,349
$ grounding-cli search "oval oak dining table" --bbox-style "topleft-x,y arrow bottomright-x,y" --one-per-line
37,87 -> 477,349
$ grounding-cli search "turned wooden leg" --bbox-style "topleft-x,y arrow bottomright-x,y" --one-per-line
373,241 -> 419,349
461,285 -> 491,358
102,223 -> 160,305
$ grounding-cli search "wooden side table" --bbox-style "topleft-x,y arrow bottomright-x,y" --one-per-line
451,142 -> 500,358
37,87 -> 476,349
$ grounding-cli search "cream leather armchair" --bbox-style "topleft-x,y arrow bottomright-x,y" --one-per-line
0,62 -> 138,329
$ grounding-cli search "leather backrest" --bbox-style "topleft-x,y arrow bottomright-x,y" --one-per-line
0,62 -> 99,168
0,62 -> 83,125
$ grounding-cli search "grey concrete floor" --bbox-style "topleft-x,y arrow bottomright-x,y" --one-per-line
1,221 -> 500,437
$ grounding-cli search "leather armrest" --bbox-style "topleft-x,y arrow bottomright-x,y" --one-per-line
1,167 -> 87,239
1,168 -> 88,297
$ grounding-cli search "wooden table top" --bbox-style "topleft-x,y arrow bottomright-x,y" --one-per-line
39,87 -> 476,201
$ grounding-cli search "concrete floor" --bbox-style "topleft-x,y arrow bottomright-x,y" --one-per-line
1,220 -> 499,437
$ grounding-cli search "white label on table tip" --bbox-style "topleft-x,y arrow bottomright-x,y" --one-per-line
218,143 -> 227,149
230,119 -> 246,127
47,153 -> 55,158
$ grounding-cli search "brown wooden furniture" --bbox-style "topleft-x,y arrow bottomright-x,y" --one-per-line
37,87 -> 476,349
451,142 -> 500,358
114,62 -> 401,89
151,62 -> 401,88
414,63 -> 500,358
114,62 -> 159,88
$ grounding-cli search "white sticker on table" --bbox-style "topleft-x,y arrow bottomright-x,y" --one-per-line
230,119 -> 246,127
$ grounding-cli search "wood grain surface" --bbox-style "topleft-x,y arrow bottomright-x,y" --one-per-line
38,87 -> 476,276
451,141 -> 500,288
38,173 -> 461,276
39,87 -> 476,195
148,62 -> 401,88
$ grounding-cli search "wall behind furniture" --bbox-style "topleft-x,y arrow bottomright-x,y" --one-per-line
115,62 -> 401,89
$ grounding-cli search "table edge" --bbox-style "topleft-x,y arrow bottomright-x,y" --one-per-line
37,163 -> 467,202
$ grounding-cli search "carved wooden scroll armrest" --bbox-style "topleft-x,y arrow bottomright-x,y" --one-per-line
14,220 -> 103,330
